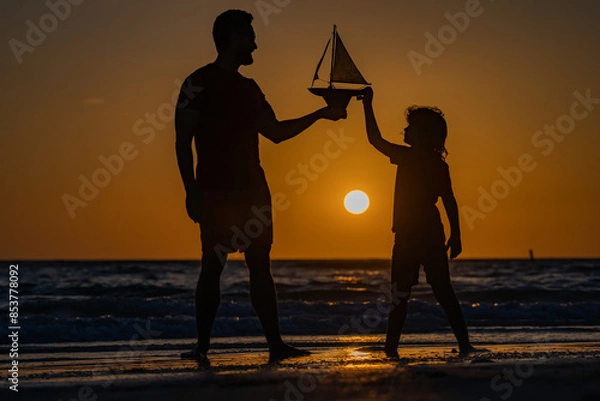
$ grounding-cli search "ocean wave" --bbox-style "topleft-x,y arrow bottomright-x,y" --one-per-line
3,259 -> 599,343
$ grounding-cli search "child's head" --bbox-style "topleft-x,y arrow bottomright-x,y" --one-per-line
403,106 -> 448,158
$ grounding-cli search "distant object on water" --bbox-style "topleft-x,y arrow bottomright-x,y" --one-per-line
529,249 -> 535,261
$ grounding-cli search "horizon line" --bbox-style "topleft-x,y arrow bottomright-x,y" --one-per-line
3,257 -> 600,262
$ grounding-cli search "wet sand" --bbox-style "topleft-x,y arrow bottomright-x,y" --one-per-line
5,341 -> 600,401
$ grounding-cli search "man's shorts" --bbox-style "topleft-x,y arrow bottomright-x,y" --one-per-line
198,185 -> 273,253
391,232 -> 451,289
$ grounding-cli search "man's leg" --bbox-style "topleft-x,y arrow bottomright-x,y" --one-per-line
195,249 -> 226,354
245,244 -> 310,362
181,248 -> 225,364
244,244 -> 283,348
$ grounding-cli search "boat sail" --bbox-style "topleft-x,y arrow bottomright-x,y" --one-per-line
309,25 -> 370,109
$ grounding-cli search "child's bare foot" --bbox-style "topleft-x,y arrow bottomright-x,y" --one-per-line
455,344 -> 490,357
180,343 -> 210,367
269,344 -> 311,363
384,344 -> 399,359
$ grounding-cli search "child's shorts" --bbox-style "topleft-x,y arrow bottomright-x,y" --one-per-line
391,235 -> 451,289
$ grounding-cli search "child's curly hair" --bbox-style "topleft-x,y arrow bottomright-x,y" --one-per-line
405,105 -> 448,159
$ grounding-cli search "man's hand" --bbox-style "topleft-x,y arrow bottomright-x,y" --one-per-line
185,188 -> 203,223
359,87 -> 373,105
319,106 -> 347,121
446,235 -> 462,259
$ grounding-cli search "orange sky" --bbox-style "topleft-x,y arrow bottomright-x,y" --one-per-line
1,0 -> 599,260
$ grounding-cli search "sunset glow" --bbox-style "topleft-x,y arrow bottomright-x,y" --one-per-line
1,1 -> 599,259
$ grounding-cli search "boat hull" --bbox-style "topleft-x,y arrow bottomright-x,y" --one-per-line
308,87 -> 365,109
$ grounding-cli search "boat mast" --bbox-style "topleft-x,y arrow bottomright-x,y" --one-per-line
329,25 -> 336,89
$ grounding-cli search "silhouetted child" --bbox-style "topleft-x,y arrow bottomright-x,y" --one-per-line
360,87 -> 478,357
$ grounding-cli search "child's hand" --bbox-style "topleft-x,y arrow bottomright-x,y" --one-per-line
446,235 -> 462,259
359,87 -> 373,104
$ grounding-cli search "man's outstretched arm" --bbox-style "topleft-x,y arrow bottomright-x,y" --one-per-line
259,106 -> 346,144
175,108 -> 202,223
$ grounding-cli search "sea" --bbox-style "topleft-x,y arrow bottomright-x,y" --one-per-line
2,259 -> 600,348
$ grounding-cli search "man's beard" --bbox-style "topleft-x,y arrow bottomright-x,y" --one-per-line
240,52 -> 254,66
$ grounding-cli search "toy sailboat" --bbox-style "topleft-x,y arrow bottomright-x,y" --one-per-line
309,25 -> 371,109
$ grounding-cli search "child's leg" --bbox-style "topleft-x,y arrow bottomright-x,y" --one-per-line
384,285 -> 411,356
425,252 -> 470,352
386,241 -> 419,357
430,280 -> 470,351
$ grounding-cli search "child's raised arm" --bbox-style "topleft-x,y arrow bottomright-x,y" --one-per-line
361,88 -> 408,158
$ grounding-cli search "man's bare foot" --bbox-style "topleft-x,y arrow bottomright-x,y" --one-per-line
269,344 -> 311,363
180,343 -> 210,367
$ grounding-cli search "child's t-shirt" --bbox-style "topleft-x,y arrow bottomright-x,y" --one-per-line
390,149 -> 453,244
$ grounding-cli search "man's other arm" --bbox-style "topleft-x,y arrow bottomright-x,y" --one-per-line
175,108 -> 202,223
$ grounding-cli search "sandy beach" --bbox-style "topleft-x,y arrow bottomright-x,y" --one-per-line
4,338 -> 600,401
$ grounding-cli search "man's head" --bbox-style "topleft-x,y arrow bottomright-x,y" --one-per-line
403,106 -> 447,156
212,10 -> 257,65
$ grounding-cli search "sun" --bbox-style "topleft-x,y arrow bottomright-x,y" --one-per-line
344,190 -> 370,214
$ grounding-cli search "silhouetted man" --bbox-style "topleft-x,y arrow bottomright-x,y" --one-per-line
175,9 -> 346,366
